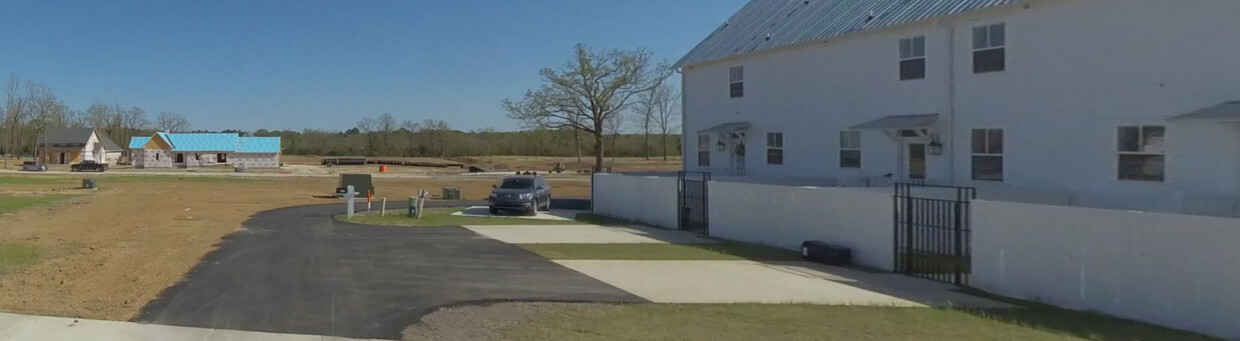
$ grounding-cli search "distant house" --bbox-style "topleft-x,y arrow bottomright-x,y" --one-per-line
36,127 -> 124,165
129,133 -> 281,169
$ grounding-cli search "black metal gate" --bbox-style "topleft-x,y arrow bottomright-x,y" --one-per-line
893,183 -> 976,285
677,171 -> 710,233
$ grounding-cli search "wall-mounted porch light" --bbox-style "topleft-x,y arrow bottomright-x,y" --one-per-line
716,140 -> 727,152
927,137 -> 944,155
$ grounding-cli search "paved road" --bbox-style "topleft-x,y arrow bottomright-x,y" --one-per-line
134,201 -> 641,339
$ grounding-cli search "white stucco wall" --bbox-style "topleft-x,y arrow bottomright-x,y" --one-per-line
709,181 -> 894,270
681,0 -> 1240,212
591,174 -> 679,229
972,200 -> 1240,340
142,149 -> 172,168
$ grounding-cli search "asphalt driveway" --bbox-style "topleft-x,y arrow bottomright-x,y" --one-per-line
134,201 -> 642,339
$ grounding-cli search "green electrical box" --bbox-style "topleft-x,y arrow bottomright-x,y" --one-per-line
442,187 -> 460,200
81,178 -> 97,190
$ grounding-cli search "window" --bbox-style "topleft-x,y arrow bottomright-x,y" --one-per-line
971,129 -> 1004,181
155,153 -> 160,161
766,132 -> 783,165
1117,126 -> 1165,182
729,66 -> 744,98
839,131 -> 861,168
697,134 -> 711,167
899,36 -> 926,80
217,153 -> 227,163
972,23 -> 1006,73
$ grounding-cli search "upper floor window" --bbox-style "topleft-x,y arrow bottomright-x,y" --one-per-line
697,134 -> 711,167
766,132 -> 783,165
729,66 -> 744,98
839,131 -> 861,168
971,129 -> 1004,181
972,23 -> 1006,73
899,36 -> 926,80
1117,126 -> 1165,182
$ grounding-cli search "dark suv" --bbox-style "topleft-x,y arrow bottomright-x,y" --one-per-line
70,160 -> 107,172
488,176 -> 551,215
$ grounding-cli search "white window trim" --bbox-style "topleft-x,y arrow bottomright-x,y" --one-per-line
839,131 -> 861,169
766,132 -> 783,165
697,134 -> 711,167
971,23 -> 1007,52
1116,125 -> 1167,182
899,36 -> 926,61
729,66 -> 744,98
971,128 -> 1004,181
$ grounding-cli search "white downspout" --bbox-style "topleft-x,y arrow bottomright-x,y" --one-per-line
945,19 -> 958,184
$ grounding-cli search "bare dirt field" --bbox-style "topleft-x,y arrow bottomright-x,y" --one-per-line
280,154 -> 682,175
0,174 -> 590,321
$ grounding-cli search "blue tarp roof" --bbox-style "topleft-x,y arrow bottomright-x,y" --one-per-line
133,133 -> 280,153
237,137 -> 282,153
128,137 -> 150,149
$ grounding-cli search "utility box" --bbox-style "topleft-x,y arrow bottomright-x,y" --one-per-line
442,187 -> 460,200
337,174 -> 373,198
81,178 -> 97,190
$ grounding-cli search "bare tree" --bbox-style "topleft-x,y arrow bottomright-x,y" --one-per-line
86,102 -> 111,131
400,120 -> 420,156
418,119 -> 450,158
122,106 -> 150,145
502,44 -> 672,171
65,108 -> 87,128
154,111 -> 191,132
632,87 -> 657,160
4,75 -> 28,157
376,113 -> 397,153
25,82 -> 63,156
605,110 -> 624,163
650,84 -> 681,161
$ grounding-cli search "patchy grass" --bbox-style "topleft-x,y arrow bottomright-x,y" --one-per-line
0,194 -> 79,214
0,243 -> 42,274
516,242 -> 800,261
501,303 -> 1221,341
337,208 -> 583,227
0,176 -> 75,185
99,175 -> 270,184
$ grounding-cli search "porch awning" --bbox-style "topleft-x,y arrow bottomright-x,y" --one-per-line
850,114 -> 939,130
698,122 -> 751,134
1168,101 -> 1240,122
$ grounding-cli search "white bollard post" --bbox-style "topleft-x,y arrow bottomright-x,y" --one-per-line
381,197 -> 386,216
346,185 -> 355,218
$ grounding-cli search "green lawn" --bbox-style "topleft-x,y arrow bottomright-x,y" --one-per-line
99,175 -> 270,184
337,208 -> 584,227
0,243 -> 42,274
502,303 -> 1220,341
516,242 -> 801,261
0,194 -> 79,214
0,176 -> 75,185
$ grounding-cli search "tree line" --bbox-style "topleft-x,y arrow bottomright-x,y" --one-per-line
1,74 -> 192,156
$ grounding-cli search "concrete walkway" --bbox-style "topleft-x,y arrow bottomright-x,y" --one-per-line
451,206 -> 577,221
462,224 -> 718,244
0,312 -> 375,341
555,260 -> 1010,308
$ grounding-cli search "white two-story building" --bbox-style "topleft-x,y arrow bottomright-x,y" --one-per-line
677,0 -> 1240,215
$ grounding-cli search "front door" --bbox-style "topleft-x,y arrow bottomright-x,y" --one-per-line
731,143 -> 746,176
907,143 -> 926,180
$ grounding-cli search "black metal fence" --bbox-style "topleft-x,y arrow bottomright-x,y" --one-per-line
678,171 -> 710,233
893,182 -> 976,285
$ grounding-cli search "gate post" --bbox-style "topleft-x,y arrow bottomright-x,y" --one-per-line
952,199 -> 965,285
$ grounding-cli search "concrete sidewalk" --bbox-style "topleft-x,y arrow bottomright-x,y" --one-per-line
555,260 -> 1011,308
463,224 -> 718,244
0,312 -> 374,341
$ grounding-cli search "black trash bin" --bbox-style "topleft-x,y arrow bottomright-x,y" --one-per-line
800,240 -> 852,266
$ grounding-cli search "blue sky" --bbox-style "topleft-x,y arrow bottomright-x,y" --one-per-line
0,0 -> 745,132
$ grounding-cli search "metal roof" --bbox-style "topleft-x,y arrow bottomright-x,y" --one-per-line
674,0 -> 1020,68
94,132 -> 124,151
236,137 -> 282,153
1169,101 -> 1240,122
129,137 -> 151,149
850,114 -> 939,129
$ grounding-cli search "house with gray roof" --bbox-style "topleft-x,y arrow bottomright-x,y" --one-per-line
36,127 -> 124,165
129,132 -> 281,169
678,0 -> 1240,213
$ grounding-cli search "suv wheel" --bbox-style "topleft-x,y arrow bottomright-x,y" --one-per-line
528,199 -> 539,216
